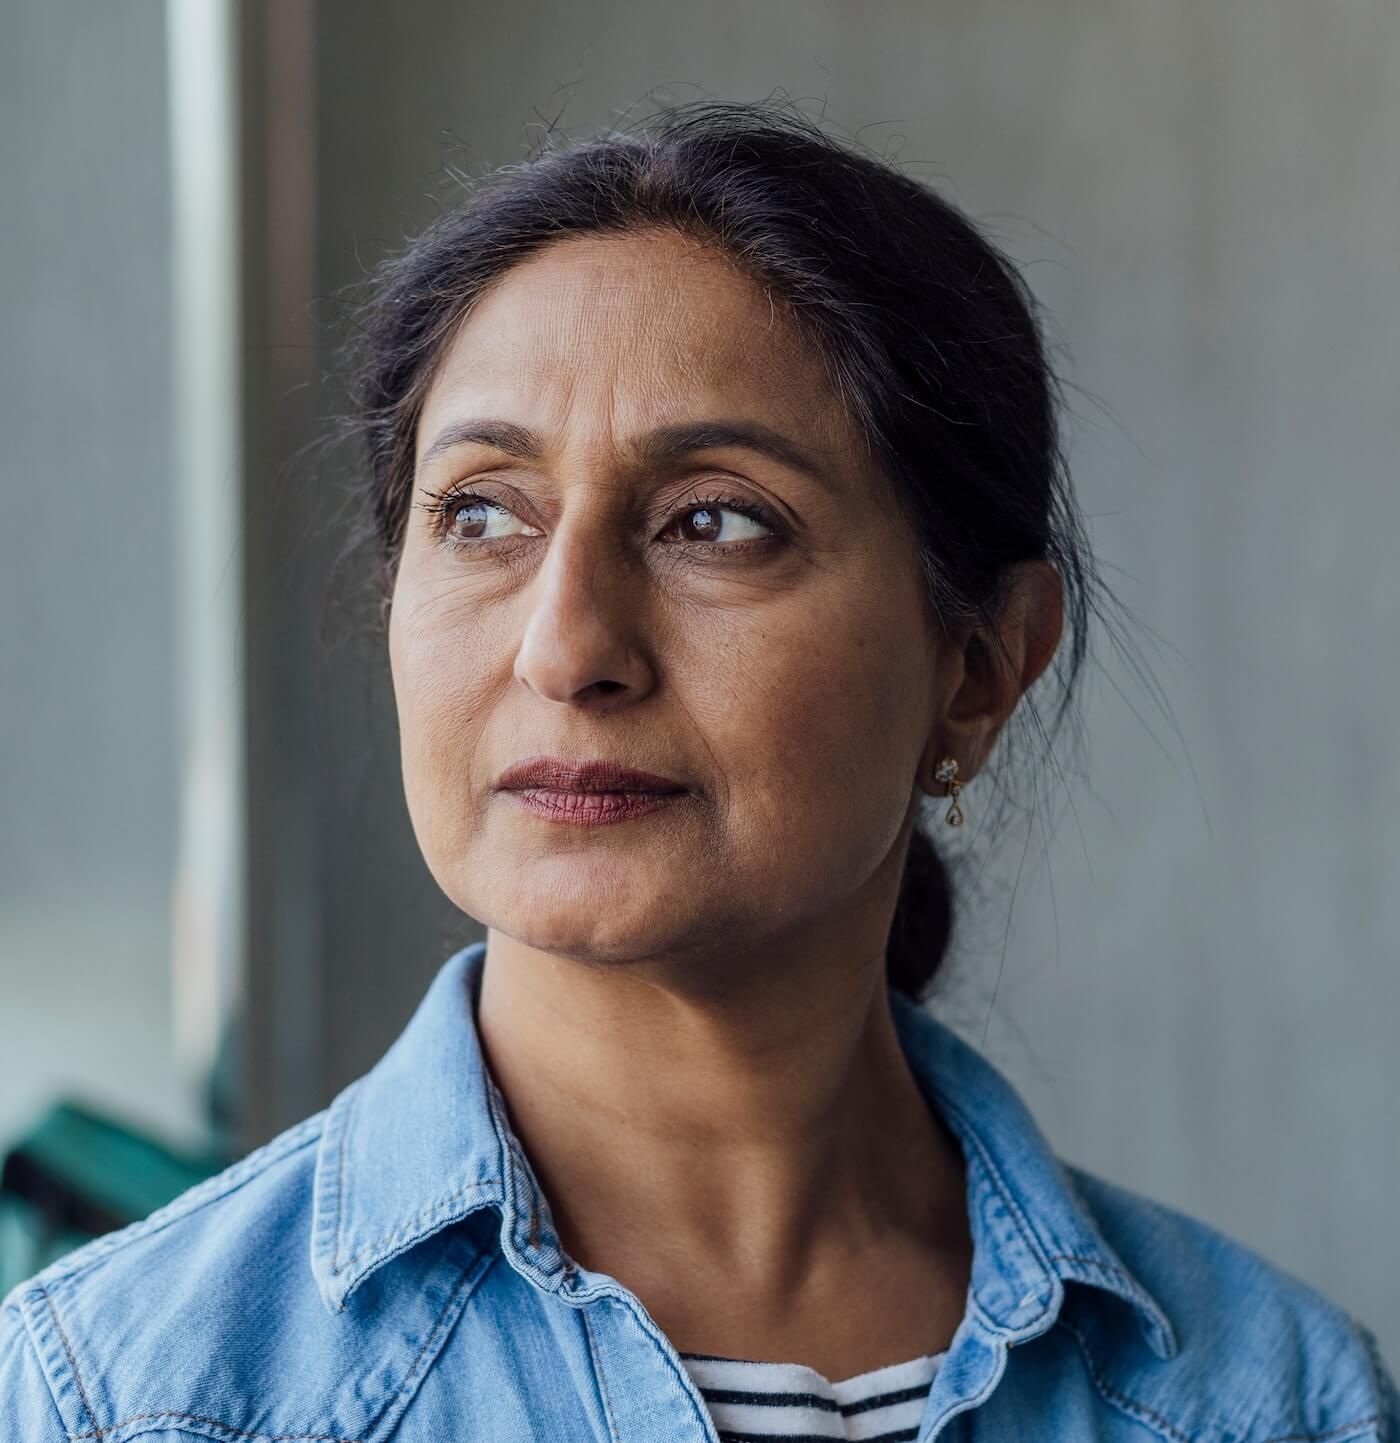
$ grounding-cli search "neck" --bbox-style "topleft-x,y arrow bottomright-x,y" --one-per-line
474,921 -> 971,1305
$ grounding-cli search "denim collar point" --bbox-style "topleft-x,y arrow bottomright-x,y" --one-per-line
309,941 -> 1177,1365
310,942 -> 517,1315
887,987 -> 1179,1362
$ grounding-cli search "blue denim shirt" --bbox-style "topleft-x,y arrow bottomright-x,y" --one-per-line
4,939 -> 1395,1441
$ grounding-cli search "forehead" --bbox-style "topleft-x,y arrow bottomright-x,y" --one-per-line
416,228 -> 855,454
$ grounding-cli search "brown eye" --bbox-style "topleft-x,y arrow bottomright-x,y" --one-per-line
438,494 -> 542,543
680,505 -> 722,542
667,496 -> 775,546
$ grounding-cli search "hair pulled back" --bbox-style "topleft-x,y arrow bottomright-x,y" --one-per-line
339,97 -> 1102,1005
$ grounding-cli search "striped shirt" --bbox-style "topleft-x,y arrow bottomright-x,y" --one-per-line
678,1348 -> 946,1442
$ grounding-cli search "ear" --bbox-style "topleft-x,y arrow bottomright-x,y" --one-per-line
918,560 -> 1064,792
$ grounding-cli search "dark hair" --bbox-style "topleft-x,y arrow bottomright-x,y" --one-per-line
335,97 -> 1114,1005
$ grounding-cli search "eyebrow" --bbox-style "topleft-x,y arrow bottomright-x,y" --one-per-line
416,416 -> 829,485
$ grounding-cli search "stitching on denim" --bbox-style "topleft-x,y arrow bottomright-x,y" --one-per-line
70,1413 -> 358,1441
42,1286 -> 100,1437
939,1092 -> 1064,1268
331,1082 -> 360,1273
1060,1315 -> 1381,1443
324,1075 -> 504,1282
30,1113 -> 327,1296
1049,1252 -> 1131,1278
307,1088 -> 348,1294
363,1244 -> 496,1440
576,1292 -> 732,1443
653,1329 -> 734,1438
583,1307 -> 624,1443
483,1070 -> 536,1263
571,1287 -> 749,1441
495,1129 -> 554,1267
1356,1319 -> 1398,1442
67,1246 -> 497,1441
1259,1424 -> 1381,1443
329,1180 -> 503,1277
932,1090 -> 1060,1328
1053,1161 -> 1177,1351
1049,1252 -> 1153,1331
1057,1314 -> 1193,1443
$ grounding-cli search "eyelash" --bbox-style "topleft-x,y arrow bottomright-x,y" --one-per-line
412,483 -> 781,555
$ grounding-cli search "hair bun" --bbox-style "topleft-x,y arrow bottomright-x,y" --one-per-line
886,825 -> 954,1002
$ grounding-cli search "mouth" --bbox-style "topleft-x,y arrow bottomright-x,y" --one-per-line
504,788 -> 685,826
495,756 -> 690,826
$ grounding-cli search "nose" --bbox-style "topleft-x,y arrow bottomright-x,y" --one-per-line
512,516 -> 657,708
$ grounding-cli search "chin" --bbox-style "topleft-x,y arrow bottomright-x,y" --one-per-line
493,920 -> 673,967
457,841 -> 737,960
479,891 -> 710,969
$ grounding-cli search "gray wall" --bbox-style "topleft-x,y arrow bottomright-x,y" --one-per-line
0,2 -> 203,1150
283,0 -> 1399,1362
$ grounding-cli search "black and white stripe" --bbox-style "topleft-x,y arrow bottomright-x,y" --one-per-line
678,1348 -> 945,1442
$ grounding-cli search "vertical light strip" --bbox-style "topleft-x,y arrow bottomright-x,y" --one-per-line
165,0 -> 246,1116
259,0 -> 323,1131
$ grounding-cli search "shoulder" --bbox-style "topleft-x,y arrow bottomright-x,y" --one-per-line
1058,1160 -> 1398,1442
0,1107 -> 330,1440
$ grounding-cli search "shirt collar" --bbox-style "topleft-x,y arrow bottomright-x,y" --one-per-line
310,941 -> 1177,1360
886,986 -> 1178,1360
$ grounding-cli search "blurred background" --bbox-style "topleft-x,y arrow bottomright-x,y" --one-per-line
2,0 -> 1396,1362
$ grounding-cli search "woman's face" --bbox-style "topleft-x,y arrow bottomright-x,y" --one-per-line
389,227 -> 952,970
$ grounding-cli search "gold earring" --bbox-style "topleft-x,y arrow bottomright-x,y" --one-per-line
933,757 -> 965,827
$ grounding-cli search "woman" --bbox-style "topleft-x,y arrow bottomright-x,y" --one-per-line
3,100 -> 1395,1442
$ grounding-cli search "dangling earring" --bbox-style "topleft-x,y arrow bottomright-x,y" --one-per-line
933,757 -> 965,827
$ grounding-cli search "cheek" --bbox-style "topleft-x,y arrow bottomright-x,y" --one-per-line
388,589 -> 497,813
688,592 -> 927,859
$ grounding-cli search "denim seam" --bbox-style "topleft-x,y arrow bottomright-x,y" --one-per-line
362,1244 -> 497,1441
569,1284 -> 726,1441
1355,1320 -> 1398,1443
933,1091 -> 1059,1326
936,1093 -> 1063,1264
1049,1251 -> 1172,1355
71,1414 -> 356,1440
1059,1313 -> 1380,1443
651,1326 -> 738,1440
57,1245 -> 496,1441
582,1306 -> 624,1443
1049,1253 -> 1134,1283
921,1328 -> 1011,1441
1258,1423 -> 1381,1443
330,1081 -> 360,1275
329,1181 -> 503,1277
323,1077 -> 504,1284
309,1088 -> 352,1297
21,1113 -> 327,1297
41,1285 -> 100,1438
483,1071 -> 540,1268
1057,1313 -> 1193,1443
966,1287 -> 1007,1337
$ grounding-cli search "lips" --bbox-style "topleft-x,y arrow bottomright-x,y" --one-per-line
496,756 -> 687,795
497,755 -> 689,828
